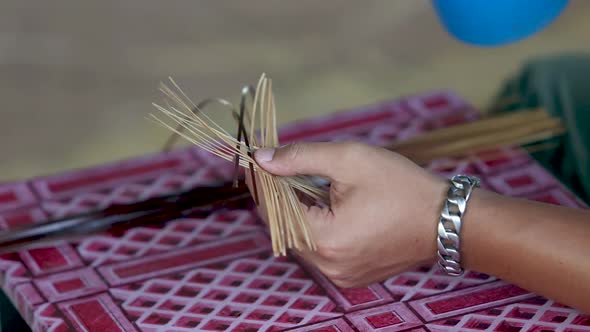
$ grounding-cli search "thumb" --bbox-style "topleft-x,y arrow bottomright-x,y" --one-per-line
254,142 -> 356,180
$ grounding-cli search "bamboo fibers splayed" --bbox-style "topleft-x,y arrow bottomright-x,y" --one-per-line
151,74 -> 327,256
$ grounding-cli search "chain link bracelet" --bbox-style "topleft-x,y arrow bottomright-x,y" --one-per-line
437,174 -> 480,276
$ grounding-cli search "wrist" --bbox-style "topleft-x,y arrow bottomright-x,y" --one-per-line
419,175 -> 451,265
457,187 -> 486,272
459,188 -> 512,274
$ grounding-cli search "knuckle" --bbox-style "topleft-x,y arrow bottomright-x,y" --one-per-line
320,266 -> 347,282
316,243 -> 344,261
316,236 -> 361,262
284,142 -> 306,162
332,279 -> 355,289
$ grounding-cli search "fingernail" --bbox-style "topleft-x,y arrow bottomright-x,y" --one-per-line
255,148 -> 275,163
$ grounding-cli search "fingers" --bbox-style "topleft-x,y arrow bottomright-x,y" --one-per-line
286,203 -> 333,249
254,141 -> 367,181
250,141 -> 364,261
246,161 -> 336,238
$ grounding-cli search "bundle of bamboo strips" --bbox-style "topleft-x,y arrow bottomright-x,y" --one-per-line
390,109 -> 564,165
151,74 -> 325,256
151,74 -> 565,256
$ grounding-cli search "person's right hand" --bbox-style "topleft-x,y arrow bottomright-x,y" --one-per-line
248,141 -> 590,314
250,141 -> 448,288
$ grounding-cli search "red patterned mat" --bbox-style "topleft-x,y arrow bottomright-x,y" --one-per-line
0,90 -> 587,331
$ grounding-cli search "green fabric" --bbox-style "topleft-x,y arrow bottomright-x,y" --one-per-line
490,53 -> 590,204
0,290 -> 30,332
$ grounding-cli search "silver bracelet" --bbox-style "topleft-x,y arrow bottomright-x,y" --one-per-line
437,174 -> 480,276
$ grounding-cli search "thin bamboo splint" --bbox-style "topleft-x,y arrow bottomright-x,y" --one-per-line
151,74 -> 325,256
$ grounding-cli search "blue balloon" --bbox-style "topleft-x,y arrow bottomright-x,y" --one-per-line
431,0 -> 569,46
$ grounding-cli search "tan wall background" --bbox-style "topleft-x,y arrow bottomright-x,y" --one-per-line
1,0 -> 589,181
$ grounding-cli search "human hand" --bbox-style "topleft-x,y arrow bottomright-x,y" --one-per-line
249,141 -> 448,288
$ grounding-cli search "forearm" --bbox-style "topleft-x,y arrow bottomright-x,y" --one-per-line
462,189 -> 590,313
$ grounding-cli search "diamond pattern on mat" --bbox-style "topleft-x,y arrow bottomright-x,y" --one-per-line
0,206 -> 47,231
393,118 -> 431,142
409,282 -> 533,322
427,158 -> 480,179
427,297 -> 590,332
111,252 -> 341,331
32,303 -> 69,332
471,147 -> 531,175
277,91 -> 473,144
0,182 -> 37,212
19,243 -> 84,276
486,163 -> 559,197
41,166 -> 223,219
327,122 -> 403,147
0,252 -> 31,287
277,103 -> 409,144
382,264 -> 495,302
286,317 -> 355,331
405,91 -> 470,118
11,283 -> 45,326
321,108 -> 476,156
346,302 -> 423,331
526,186 -> 588,209
299,258 -> 393,312
77,209 -> 260,266
416,108 -> 480,132
34,268 -> 108,302
58,293 -> 140,332
321,111 -> 474,148
31,148 -> 198,199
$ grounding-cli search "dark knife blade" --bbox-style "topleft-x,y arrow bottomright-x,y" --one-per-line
0,181 -> 251,254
